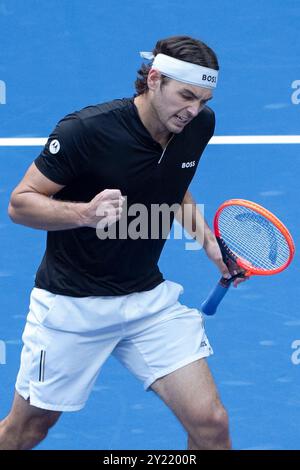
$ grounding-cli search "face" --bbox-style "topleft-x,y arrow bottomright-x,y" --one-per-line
148,70 -> 213,134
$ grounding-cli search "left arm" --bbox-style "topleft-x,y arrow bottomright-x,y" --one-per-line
176,190 -> 245,286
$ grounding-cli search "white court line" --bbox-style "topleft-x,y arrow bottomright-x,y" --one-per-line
0,138 -> 46,146
0,136 -> 300,146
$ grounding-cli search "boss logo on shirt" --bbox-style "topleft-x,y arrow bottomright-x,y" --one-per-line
49,139 -> 60,155
182,161 -> 195,169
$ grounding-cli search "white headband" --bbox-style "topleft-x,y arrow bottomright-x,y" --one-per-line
140,52 -> 218,89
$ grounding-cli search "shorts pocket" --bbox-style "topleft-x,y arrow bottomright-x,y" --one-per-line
29,288 -> 58,325
165,280 -> 184,299
149,280 -> 184,314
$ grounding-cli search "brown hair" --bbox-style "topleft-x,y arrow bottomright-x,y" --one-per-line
134,35 -> 219,96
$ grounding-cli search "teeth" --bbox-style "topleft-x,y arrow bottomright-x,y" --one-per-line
176,114 -> 187,122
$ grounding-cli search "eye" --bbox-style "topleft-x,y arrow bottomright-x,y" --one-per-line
180,93 -> 193,100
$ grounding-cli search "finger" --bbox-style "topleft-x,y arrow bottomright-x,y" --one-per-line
99,207 -> 123,219
218,260 -> 231,279
95,202 -> 124,217
100,189 -> 124,200
97,213 -> 121,229
233,276 -> 248,288
92,190 -> 124,204
102,199 -> 124,208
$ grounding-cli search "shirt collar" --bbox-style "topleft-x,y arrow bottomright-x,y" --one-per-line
127,97 -> 168,150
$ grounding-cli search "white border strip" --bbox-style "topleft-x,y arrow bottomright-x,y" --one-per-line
212,135 -> 300,144
0,136 -> 300,146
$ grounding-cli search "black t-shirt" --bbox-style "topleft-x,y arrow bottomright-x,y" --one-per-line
34,98 -> 215,296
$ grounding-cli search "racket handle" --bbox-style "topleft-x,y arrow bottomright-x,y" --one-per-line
201,277 -> 231,316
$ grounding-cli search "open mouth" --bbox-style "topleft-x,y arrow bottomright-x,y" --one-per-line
175,114 -> 189,124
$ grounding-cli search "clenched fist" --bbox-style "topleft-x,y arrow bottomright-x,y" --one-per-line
80,189 -> 125,229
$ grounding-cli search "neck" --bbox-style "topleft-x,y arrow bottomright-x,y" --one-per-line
134,94 -> 171,148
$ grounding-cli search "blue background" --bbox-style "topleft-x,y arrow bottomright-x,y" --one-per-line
0,0 -> 299,450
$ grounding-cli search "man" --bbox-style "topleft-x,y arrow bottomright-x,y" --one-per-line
0,35 -> 243,450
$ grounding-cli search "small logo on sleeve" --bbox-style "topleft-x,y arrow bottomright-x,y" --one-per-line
182,161 -> 195,169
49,139 -> 60,154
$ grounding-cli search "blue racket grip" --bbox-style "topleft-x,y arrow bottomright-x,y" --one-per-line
201,278 -> 231,316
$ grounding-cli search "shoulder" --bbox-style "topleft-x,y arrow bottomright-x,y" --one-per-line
193,105 -> 215,133
52,98 -> 132,140
185,106 -> 215,148
74,98 -> 133,128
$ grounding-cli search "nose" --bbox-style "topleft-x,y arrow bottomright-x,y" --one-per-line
186,101 -> 202,118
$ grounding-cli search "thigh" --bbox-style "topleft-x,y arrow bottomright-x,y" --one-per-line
114,285 -> 213,391
151,359 -> 223,429
16,288 -> 123,411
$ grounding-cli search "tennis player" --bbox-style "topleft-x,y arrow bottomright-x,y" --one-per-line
0,36 -> 243,450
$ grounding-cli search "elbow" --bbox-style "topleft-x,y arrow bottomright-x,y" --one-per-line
8,200 -> 18,223
8,193 -> 21,223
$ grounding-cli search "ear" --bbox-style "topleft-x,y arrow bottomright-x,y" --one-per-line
147,68 -> 162,91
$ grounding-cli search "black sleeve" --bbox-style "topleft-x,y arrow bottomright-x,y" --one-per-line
202,105 -> 215,142
34,114 -> 90,185
188,105 -> 216,157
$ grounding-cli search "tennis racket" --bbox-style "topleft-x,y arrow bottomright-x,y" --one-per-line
201,199 -> 295,315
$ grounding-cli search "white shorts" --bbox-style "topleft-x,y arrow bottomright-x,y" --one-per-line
16,280 -> 213,412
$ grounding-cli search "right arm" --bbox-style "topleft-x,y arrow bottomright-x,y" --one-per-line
8,163 -> 124,231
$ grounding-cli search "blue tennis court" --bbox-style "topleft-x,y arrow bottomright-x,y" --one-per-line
0,0 -> 299,449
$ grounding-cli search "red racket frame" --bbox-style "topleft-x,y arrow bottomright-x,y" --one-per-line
214,199 -> 295,276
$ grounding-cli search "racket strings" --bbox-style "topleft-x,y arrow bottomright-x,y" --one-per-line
219,205 -> 290,271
